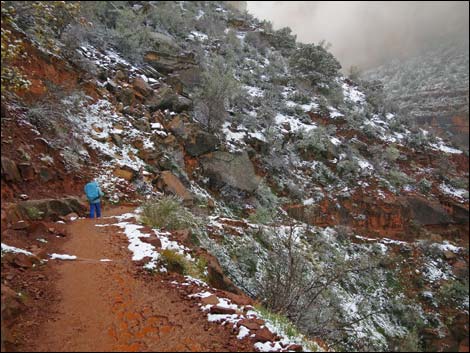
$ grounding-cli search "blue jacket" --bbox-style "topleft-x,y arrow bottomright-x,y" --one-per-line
84,181 -> 104,204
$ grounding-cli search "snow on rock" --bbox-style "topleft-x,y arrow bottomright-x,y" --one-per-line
188,31 -> 209,41
1,243 -> 34,256
342,81 -> 366,104
169,277 -> 318,352
244,85 -> 264,97
275,113 -> 317,133
303,198 -> 315,206
439,182 -> 468,202
98,212 -> 194,270
237,326 -> 251,339
430,142 -> 463,154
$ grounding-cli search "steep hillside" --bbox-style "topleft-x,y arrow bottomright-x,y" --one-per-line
362,42 -> 469,151
2,2 -> 469,352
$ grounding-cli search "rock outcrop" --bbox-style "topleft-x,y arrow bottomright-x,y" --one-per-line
201,151 -> 260,193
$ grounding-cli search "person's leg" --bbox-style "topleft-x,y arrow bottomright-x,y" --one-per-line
96,202 -> 101,218
90,203 -> 95,218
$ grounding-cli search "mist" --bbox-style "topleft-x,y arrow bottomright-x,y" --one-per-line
247,1 -> 469,70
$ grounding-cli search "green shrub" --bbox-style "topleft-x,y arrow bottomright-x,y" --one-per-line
25,206 -> 43,220
438,279 -> 469,307
255,304 -> 319,351
160,249 -> 207,281
249,207 -> 273,224
194,56 -> 241,131
387,169 -> 415,189
296,126 -> 330,159
141,196 -> 197,230
417,178 -> 432,193
289,42 -> 341,87
385,145 -> 400,163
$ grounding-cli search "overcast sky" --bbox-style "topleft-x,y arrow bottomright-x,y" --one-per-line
247,1 -> 469,70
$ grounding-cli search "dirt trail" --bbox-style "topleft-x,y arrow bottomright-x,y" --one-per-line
32,206 -> 251,352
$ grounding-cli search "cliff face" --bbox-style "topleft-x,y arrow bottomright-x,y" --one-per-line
363,43 -> 469,151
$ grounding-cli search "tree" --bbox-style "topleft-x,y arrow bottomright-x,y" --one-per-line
270,27 -> 296,54
289,43 -> 341,87
194,56 -> 240,131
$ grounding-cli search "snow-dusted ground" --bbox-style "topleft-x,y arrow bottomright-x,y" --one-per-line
1,243 -> 34,256
49,253 -> 77,261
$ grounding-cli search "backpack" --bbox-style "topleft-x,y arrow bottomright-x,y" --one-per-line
85,182 -> 100,202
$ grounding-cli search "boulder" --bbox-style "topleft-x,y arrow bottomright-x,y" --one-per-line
201,254 -> 242,295
252,327 -> 276,343
406,196 -> 451,226
185,131 -> 220,157
62,212 -> 79,222
111,134 -> 123,148
166,115 -> 189,137
140,236 -> 162,249
17,197 -> 87,220
201,295 -> 219,306
146,86 -> 192,113
17,163 -> 35,181
156,171 -> 193,203
1,157 -> 21,182
113,167 -> 136,181
209,306 -> 236,315
286,344 -> 303,352
105,79 -> 119,93
118,87 -> 135,106
238,319 -> 262,331
201,151 -> 260,192
132,77 -> 152,97
144,50 -> 196,74
11,253 -> 40,269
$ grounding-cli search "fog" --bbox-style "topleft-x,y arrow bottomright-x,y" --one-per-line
247,1 -> 469,70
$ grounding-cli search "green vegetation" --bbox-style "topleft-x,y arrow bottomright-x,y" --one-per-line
1,1 -> 81,93
255,304 -> 319,351
141,196 -> 197,230
160,249 -> 207,281
194,56 -> 241,131
289,41 -> 341,87
438,279 -> 469,307
387,169 -> 415,189
24,206 -> 43,220
248,207 -> 273,225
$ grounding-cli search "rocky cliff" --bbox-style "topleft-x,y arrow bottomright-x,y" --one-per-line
1,2 -> 469,352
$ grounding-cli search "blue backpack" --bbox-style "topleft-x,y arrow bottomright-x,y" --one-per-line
85,182 -> 100,203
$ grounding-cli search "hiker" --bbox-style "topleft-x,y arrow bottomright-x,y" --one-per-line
84,179 -> 104,218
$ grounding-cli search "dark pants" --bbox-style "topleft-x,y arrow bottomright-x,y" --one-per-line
89,202 -> 101,218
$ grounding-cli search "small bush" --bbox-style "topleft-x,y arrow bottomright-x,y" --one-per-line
25,206 -> 43,220
160,249 -> 207,280
385,145 -> 400,163
438,279 -> 469,307
296,126 -> 330,159
254,305 -> 319,351
141,196 -> 196,230
417,178 -> 432,193
249,207 -> 273,224
387,169 -> 415,189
